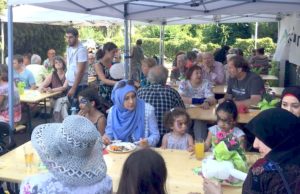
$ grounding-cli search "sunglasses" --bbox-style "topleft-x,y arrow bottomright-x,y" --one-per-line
79,98 -> 89,105
115,80 -> 135,90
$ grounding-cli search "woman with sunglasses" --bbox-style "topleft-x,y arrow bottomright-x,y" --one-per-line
78,88 -> 107,135
103,80 -> 160,147
203,108 -> 300,194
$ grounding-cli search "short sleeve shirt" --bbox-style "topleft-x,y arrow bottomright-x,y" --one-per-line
227,72 -> 265,101
13,68 -> 36,89
66,42 -> 88,86
178,79 -> 214,98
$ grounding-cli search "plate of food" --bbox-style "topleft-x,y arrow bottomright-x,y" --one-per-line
107,142 -> 136,153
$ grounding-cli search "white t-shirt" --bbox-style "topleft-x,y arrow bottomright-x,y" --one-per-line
208,125 -> 245,139
66,42 -> 88,86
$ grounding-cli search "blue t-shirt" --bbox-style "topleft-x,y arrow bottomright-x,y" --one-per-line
14,69 -> 36,89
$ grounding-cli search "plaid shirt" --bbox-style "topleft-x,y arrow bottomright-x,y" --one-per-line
137,84 -> 185,135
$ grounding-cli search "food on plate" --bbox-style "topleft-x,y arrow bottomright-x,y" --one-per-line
109,145 -> 130,152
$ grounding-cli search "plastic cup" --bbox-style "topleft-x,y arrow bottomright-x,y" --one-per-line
23,145 -> 34,168
195,139 -> 205,160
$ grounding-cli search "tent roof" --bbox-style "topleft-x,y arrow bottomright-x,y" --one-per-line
7,0 -> 300,24
1,5 -> 123,26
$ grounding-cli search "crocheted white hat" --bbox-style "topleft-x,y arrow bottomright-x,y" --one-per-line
31,115 -> 106,186
109,63 -> 125,80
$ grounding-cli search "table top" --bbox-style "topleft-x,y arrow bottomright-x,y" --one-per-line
0,142 -> 256,194
20,90 -> 62,103
213,85 -> 284,97
260,74 -> 278,81
187,104 -> 260,123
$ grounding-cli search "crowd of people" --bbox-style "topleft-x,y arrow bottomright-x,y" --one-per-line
0,26 -> 299,194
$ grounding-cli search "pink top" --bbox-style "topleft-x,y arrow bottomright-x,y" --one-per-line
201,61 -> 225,85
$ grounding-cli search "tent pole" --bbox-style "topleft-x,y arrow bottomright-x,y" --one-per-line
1,20 -> 4,64
7,5 -> 14,142
124,3 -> 129,79
254,22 -> 258,49
159,22 -> 166,65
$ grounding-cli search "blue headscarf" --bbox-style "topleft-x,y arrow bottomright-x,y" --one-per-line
111,80 -> 145,142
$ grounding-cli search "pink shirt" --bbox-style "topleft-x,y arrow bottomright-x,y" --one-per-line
201,61 -> 225,85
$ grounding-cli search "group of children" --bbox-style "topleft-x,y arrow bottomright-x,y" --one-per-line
161,99 -> 245,152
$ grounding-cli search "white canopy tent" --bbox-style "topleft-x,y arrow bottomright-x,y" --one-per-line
5,0 -> 300,130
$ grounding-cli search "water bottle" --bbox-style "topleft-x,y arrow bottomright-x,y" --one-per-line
70,107 -> 77,115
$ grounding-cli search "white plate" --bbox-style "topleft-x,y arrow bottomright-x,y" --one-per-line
107,142 -> 136,153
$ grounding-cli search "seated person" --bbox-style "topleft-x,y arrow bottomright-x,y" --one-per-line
0,64 -> 21,123
205,100 -> 245,151
249,47 -> 270,75
20,115 -> 112,194
88,53 -> 96,76
43,49 -> 56,73
161,108 -> 194,151
103,79 -> 160,147
200,52 -> 225,85
178,65 -> 216,109
219,55 -> 265,107
171,52 -> 187,81
280,86 -> 300,117
78,88 -> 107,135
13,54 -> 36,89
26,54 -> 48,87
140,57 -> 157,88
117,148 -> 167,194
39,56 -> 68,122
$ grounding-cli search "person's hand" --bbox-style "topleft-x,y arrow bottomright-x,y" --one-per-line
203,178 -> 222,194
67,87 -> 76,97
134,81 -> 140,88
139,138 -> 149,148
188,145 -> 194,152
39,88 -> 46,93
218,98 -> 225,104
102,135 -> 111,145
77,110 -> 86,116
200,101 -> 210,109
46,87 -> 53,93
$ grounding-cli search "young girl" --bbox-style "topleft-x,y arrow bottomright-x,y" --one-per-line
117,148 -> 167,194
205,100 -> 246,151
78,88 -> 107,135
161,108 -> 194,151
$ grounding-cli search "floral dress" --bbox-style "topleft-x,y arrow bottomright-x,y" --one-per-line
97,62 -> 114,105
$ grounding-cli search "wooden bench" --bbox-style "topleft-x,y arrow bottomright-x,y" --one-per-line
15,124 -> 26,132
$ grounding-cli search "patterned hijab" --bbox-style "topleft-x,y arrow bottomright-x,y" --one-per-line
246,108 -> 300,165
110,80 -> 145,142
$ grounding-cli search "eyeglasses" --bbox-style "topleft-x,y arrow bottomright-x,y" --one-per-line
79,98 -> 89,105
115,80 -> 135,90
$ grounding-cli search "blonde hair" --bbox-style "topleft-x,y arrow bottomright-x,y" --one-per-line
141,58 -> 157,68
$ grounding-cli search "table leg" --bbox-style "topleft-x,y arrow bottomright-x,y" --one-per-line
26,103 -> 32,133
44,99 -> 48,123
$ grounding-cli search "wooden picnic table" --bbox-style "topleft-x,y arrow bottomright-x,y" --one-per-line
213,85 -> 284,97
187,104 -> 260,124
20,90 -> 63,131
0,142 -> 261,194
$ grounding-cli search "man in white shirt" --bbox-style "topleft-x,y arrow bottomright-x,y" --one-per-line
65,27 -> 88,109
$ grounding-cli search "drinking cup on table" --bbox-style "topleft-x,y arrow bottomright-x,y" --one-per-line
194,139 -> 205,160
23,145 -> 34,168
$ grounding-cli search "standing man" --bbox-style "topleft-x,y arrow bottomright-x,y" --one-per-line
65,27 -> 88,110
130,39 -> 144,81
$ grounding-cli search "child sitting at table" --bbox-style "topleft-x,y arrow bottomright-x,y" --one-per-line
161,108 -> 194,151
78,88 -> 108,135
140,57 -> 157,88
117,148 -> 167,194
204,100 -> 246,151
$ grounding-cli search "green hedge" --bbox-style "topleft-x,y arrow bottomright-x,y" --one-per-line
3,23 -> 67,60
232,37 -> 276,57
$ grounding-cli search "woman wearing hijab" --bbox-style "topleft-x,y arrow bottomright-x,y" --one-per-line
103,79 -> 160,147
203,108 -> 300,194
280,86 -> 300,117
